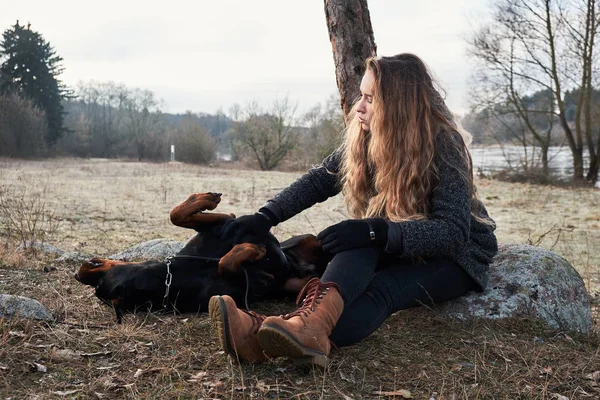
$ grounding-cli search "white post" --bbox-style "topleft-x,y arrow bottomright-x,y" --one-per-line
170,145 -> 175,162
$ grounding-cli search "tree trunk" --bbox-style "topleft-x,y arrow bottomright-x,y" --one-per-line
323,0 -> 377,121
541,144 -> 549,177
586,141 -> 599,184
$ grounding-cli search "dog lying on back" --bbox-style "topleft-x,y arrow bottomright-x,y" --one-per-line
74,193 -> 331,323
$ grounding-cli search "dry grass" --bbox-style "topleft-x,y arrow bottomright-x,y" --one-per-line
0,158 -> 599,399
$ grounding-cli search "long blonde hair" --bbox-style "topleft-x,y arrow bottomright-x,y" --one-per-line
341,54 -> 476,222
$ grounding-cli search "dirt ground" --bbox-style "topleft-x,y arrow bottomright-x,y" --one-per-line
1,158 -> 599,399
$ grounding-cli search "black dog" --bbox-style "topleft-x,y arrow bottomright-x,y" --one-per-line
74,193 -> 331,322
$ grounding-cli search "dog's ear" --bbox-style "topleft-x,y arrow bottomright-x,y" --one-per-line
281,234 -> 332,276
75,258 -> 111,287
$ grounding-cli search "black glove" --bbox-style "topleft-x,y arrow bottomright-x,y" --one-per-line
316,218 -> 388,254
220,208 -> 277,244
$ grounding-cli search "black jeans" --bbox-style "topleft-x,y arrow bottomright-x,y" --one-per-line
321,247 -> 477,347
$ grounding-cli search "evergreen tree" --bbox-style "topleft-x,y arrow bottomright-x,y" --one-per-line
0,21 -> 68,144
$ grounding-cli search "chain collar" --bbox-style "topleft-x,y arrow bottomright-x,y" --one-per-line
162,256 -> 173,308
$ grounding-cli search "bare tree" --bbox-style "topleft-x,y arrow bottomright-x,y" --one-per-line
469,0 -> 600,184
122,89 -> 164,160
301,95 -> 345,164
562,0 -> 600,182
229,97 -> 299,170
324,0 -> 377,120
69,81 -> 128,157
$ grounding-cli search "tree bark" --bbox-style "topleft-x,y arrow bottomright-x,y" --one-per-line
324,0 -> 377,121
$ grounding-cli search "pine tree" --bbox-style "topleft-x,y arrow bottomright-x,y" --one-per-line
0,21 -> 68,144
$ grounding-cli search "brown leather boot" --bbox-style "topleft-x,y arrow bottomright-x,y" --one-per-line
257,278 -> 343,368
208,295 -> 268,363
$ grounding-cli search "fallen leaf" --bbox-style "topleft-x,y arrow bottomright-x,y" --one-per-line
27,362 -> 47,373
81,351 -> 112,357
51,389 -> 81,396
550,393 -> 568,400
256,380 -> 271,393
340,372 -> 356,383
98,376 -> 118,389
202,380 -> 224,388
373,389 -> 413,398
25,343 -> 54,349
52,349 -> 81,361
8,330 -> 26,337
96,365 -> 120,370
131,367 -> 164,378
585,371 -> 600,381
187,371 -> 208,382
541,366 -> 553,375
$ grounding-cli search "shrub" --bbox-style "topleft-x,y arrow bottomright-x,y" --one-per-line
169,119 -> 217,164
0,92 -> 47,158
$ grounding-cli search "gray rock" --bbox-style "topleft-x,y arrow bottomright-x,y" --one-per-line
56,251 -> 95,263
17,241 -> 65,256
437,244 -> 591,333
109,239 -> 185,261
0,294 -> 54,321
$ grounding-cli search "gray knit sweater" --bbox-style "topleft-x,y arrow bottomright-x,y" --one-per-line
262,132 -> 498,291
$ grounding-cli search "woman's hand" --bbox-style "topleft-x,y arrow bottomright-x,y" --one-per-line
317,218 -> 388,254
220,212 -> 275,244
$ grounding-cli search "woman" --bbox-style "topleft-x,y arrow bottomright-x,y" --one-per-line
208,53 -> 498,367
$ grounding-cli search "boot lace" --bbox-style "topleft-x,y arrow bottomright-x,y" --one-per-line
281,278 -> 335,320
243,310 -> 266,334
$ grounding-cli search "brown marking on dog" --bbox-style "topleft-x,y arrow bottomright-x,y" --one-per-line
218,243 -> 267,276
75,257 -> 138,287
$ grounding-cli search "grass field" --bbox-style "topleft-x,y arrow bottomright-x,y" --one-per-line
1,158 -> 599,399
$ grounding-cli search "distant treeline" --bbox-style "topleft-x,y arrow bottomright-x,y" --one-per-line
461,88 -> 600,146
0,79 -> 345,170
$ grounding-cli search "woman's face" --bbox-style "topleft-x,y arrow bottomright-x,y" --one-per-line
356,69 -> 375,131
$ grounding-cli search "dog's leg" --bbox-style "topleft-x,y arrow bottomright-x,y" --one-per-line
218,243 -> 267,276
113,299 -> 123,324
170,193 -> 235,229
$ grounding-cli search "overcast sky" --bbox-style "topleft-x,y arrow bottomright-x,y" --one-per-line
1,0 -> 488,116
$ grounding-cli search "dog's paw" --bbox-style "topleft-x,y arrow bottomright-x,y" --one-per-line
186,193 -> 222,212
218,243 -> 267,276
